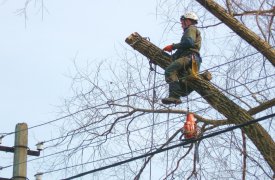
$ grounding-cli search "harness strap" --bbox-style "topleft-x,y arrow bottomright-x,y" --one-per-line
190,54 -> 199,77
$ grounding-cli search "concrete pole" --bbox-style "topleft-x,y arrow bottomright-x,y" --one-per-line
13,123 -> 28,180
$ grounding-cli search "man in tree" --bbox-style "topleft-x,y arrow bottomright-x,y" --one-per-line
162,12 -> 202,104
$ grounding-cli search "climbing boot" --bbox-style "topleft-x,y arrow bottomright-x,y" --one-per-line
162,81 -> 182,104
161,97 -> 182,105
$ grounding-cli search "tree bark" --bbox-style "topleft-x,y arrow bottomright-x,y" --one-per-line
125,32 -> 275,172
194,0 -> 275,66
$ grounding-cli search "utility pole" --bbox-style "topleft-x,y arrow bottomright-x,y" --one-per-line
0,123 -> 40,180
13,123 -> 28,180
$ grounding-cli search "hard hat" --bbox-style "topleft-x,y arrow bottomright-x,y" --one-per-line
181,12 -> 198,22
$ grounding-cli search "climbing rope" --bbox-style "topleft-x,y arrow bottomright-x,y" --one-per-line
165,110 -> 170,178
149,64 -> 157,180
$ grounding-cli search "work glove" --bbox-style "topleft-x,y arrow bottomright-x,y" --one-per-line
163,44 -> 173,52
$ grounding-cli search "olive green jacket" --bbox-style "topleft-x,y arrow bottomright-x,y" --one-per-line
172,25 -> 201,60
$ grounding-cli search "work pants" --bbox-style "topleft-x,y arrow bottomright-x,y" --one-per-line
164,54 -> 201,98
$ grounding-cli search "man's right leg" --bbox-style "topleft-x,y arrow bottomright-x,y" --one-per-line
162,57 -> 191,104
162,81 -> 183,104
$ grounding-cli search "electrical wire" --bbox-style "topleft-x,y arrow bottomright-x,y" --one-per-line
0,50 -> 266,137
0,114 -> 184,170
1,72 -> 271,160
0,83 -> 165,137
0,106 -> 195,172
0,50 -> 273,174
188,73 -> 275,102
28,84 -> 274,167
1,74 -> 272,172
12,105 -> 268,174
28,106 -> 273,176
61,113 -> 275,180
0,34 -> 272,180
11,107 -> 262,177
202,51 -> 260,72
4,104 -> 221,173
2,90 -> 273,174
38,53 -> 275,176
42,73 -> 275,145
40,140 -> 181,176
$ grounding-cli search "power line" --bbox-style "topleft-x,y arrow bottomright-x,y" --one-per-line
203,50 -> 260,72
0,50 -> 266,137
1,73 -> 272,170
42,73 -> 275,145
39,140 -> 181,176
28,72 -> 274,147
22,100 -> 273,175
2,104 -> 219,171
3,105 -> 217,172
2,139 -> 181,174
8,107 -> 233,175
0,113 -> 178,171
2,74 -> 271,161
187,73 -> 275,103
2,86 -> 273,173
0,114 -> 184,170
0,50 -> 272,171
4,83 -> 271,170
62,113 -> 275,180
0,84 -> 165,137
34,52 -> 274,176
0,48 -> 272,179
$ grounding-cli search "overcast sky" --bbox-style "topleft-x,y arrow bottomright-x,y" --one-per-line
0,0 -> 171,179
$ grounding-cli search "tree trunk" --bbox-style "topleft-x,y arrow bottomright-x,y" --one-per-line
125,32 -> 275,172
194,0 -> 275,66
